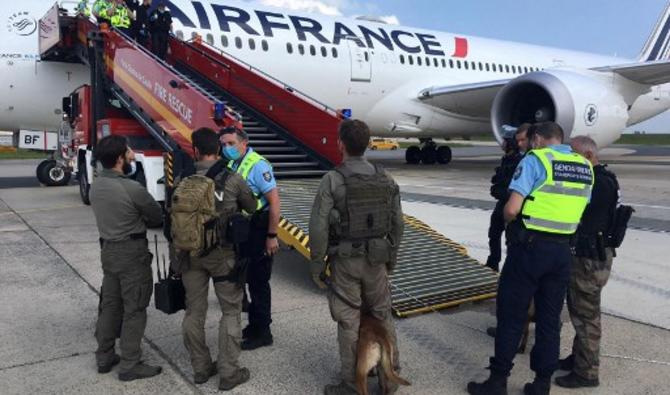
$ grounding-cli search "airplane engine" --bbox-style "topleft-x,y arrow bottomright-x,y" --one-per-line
491,69 -> 629,148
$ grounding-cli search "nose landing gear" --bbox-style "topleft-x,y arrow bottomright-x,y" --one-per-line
405,139 -> 452,165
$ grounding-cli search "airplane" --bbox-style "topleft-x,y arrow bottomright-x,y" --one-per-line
2,0 -> 670,166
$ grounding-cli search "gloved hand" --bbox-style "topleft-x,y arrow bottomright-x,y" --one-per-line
310,260 -> 327,290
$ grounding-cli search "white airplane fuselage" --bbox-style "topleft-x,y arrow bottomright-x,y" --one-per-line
1,0 -> 669,147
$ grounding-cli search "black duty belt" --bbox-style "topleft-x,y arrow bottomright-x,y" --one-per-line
100,232 -> 148,244
527,230 -> 572,244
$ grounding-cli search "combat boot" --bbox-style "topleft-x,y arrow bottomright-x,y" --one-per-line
219,367 -> 250,391
242,325 -> 257,339
193,361 -> 217,384
97,354 -> 120,374
555,371 -> 599,388
523,376 -> 550,395
241,331 -> 273,350
118,363 -> 163,382
323,381 -> 357,395
467,371 -> 508,395
558,354 -> 574,371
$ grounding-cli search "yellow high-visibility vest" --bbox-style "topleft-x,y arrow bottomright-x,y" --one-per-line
521,147 -> 593,234
110,5 -> 131,29
228,150 -> 272,210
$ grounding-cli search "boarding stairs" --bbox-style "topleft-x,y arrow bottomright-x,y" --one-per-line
38,3 -> 498,317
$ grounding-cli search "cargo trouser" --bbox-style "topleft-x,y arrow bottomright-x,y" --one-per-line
327,255 -> 399,388
95,239 -> 153,373
567,248 -> 613,380
181,247 -> 243,379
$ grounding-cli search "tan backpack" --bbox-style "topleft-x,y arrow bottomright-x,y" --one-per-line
170,174 -> 218,257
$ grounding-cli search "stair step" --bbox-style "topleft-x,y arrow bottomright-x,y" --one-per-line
244,126 -> 269,132
274,170 -> 328,177
253,140 -> 289,146
272,162 -> 320,168
254,147 -> 299,153
247,133 -> 278,139
264,154 -> 308,161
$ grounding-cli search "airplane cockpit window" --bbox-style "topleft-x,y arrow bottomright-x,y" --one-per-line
235,37 -> 243,49
298,44 -> 305,55
249,38 -> 256,50
287,43 -> 293,54
206,34 -> 213,45
221,35 -> 229,47
262,40 -> 269,51
321,46 -> 327,57
332,48 -> 338,58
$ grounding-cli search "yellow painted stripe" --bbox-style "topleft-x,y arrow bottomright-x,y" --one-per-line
394,292 -> 497,318
105,56 -> 195,142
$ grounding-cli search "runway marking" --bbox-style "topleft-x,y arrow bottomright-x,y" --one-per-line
628,203 -> 670,210
0,204 -> 84,216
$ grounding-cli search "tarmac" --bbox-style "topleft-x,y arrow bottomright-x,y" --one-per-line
0,144 -> 669,394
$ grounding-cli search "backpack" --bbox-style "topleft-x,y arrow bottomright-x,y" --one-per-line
170,161 -> 227,257
335,164 -> 397,241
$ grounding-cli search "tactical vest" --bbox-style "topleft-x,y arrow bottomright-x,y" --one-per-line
227,150 -> 270,210
521,148 -> 593,234
110,5 -> 131,29
332,164 -> 397,241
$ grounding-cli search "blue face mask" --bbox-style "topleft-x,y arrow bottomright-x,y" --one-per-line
222,145 -> 241,161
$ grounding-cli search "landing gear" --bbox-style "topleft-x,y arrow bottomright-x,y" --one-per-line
36,159 -> 71,186
405,139 -> 452,165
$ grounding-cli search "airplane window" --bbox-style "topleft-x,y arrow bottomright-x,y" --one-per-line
524,66 -> 529,73
409,55 -> 414,65
425,57 -> 430,66
287,43 -> 293,54
433,58 -> 438,67
456,60 -> 461,69
298,44 -> 305,55
261,40 -> 269,51
417,56 -> 422,66
505,65 -> 510,73
176,30 -> 184,40
235,37 -> 242,49
449,59 -> 454,68
221,35 -> 228,47
471,61 -> 476,70
485,63 -> 489,71
321,46 -> 327,57
206,34 -> 214,45
332,47 -> 338,58
248,38 -> 256,50
400,54 -> 405,64
478,62 -> 483,71
464,61 -> 469,70
491,63 -> 496,72
441,59 -> 446,68
365,51 -> 369,61
310,45 -> 316,56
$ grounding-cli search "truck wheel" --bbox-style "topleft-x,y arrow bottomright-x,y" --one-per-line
38,160 -> 71,186
79,165 -> 91,205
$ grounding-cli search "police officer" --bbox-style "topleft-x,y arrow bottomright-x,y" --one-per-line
76,0 -> 91,17
92,0 -> 112,25
468,122 -> 594,395
309,119 -> 404,395
485,123 -> 529,272
109,0 -> 133,36
149,1 -> 172,60
220,127 -> 280,350
555,136 -> 619,389
90,135 -> 163,381
133,0 -> 152,47
175,128 -> 257,390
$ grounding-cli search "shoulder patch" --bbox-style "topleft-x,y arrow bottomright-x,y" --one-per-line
513,166 -> 523,180
263,171 -> 273,182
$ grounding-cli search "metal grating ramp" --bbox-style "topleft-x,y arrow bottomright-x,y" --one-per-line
277,179 -> 499,318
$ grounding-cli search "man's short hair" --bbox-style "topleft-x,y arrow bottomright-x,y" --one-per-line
529,121 -> 564,143
570,135 -> 598,155
219,126 -> 248,142
516,123 -> 532,135
191,127 -> 220,156
96,135 -> 128,169
338,119 -> 370,156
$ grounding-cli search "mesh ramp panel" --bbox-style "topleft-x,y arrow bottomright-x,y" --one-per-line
277,179 -> 498,317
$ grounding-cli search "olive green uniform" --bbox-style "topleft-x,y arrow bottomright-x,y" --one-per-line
90,168 -> 162,373
309,157 -> 404,391
178,160 -> 257,379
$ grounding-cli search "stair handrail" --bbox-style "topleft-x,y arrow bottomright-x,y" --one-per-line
187,38 -> 343,119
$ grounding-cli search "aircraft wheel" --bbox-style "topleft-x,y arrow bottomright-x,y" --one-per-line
420,146 -> 437,165
79,164 -> 91,205
405,146 -> 421,164
35,160 -> 52,184
436,146 -> 452,164
38,160 -> 71,186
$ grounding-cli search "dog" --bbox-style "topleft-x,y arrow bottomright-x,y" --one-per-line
355,313 -> 411,395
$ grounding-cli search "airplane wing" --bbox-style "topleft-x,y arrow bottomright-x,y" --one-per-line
592,60 -> 670,85
417,79 -> 510,118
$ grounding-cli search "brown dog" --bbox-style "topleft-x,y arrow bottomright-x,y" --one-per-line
355,313 -> 411,395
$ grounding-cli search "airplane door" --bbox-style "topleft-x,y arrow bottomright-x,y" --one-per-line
346,39 -> 371,82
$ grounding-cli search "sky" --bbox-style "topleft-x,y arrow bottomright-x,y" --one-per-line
252,0 -> 670,133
